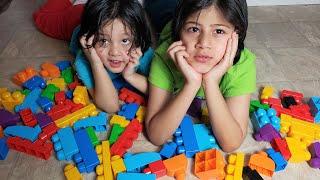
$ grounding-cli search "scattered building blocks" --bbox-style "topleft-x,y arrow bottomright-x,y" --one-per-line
119,88 -> 145,105
159,142 -> 177,159
309,142 -> 320,168
285,137 -> 311,163
55,91 -> 66,105
0,137 -> 9,160
47,103 -> 72,121
111,155 -> 126,176
19,108 -> 37,127
47,78 -> 66,91
144,160 -> 166,178
12,67 -> 38,86
35,112 -> 53,129
56,60 -> 71,71
4,125 -> 41,142
163,154 -> 188,180
61,67 -> 74,84
22,75 -> 46,90
73,112 -> 107,132
40,62 -> 60,78
289,104 -> 314,123
38,123 -> 58,142
261,97 -> 282,108
41,84 -> 60,101
0,90 -> 25,112
64,164 -> 82,180
109,124 -> 125,145
254,123 -> 281,142
280,89 -> 303,104
51,127 -> 79,161
248,151 -> 275,177
123,152 -> 161,172
260,86 -> 274,100
110,115 -> 129,127
266,148 -> 287,171
136,106 -> 146,123
251,108 -> 280,132
110,119 -> 142,157
309,96 -> 320,123
271,137 -> 292,161
225,152 -> 244,180
95,141 -> 114,180
86,127 -> 100,146
0,109 -> 21,128
249,100 -> 269,113
193,123 -> 219,151
281,96 -> 297,108
15,87 -> 41,113
68,76 -> 82,90
117,173 -> 156,180
118,103 -> 139,120
242,166 -> 263,180
36,96 -> 53,112
73,86 -> 90,105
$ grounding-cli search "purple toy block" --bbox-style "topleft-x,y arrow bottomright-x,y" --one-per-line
254,123 -> 281,142
0,109 -> 20,128
187,97 -> 202,118
309,158 -> 320,168
309,142 -> 320,158
35,113 -> 53,129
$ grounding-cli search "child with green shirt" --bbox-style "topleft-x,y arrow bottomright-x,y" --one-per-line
145,0 -> 256,152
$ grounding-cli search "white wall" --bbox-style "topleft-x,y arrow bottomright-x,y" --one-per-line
247,0 -> 320,6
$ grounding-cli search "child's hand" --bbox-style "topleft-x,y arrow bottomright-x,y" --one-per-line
80,35 -> 103,66
122,48 -> 142,78
167,41 -> 202,87
203,32 -> 238,86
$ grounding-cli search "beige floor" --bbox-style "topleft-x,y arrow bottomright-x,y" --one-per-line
1,0 -> 320,179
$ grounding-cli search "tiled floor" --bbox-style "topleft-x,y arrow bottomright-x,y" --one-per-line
0,1 -> 320,180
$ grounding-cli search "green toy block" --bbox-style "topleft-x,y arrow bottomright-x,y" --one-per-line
109,124 -> 125,145
41,84 -> 60,101
61,67 -> 74,84
250,100 -> 269,113
86,127 -> 100,147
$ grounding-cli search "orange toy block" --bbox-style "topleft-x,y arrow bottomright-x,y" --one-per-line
0,90 -> 25,112
110,115 -> 129,127
119,88 -> 145,105
73,86 -> 90,106
248,151 -> 275,177
226,153 -> 244,180
47,78 -> 66,90
136,106 -> 146,123
163,154 -> 188,180
0,126 -> 4,138
96,141 -> 114,180
194,149 -> 225,180
260,86 -> 274,100
0,88 -> 6,107
12,67 -> 38,86
40,62 -> 60,78
285,137 -> 311,163
64,164 -> 82,180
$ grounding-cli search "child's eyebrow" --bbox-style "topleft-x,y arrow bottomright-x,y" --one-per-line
185,21 -> 232,29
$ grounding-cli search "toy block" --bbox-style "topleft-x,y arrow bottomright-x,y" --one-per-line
22,75 -> 46,90
144,160 -> 166,178
47,103 -> 72,121
51,127 -> 79,161
261,97 -> 282,108
119,87 -> 145,105
249,100 -> 269,113
123,152 -> 161,172
68,76 -> 82,90
136,106 -> 145,123
0,88 -> 6,107
193,123 -> 219,151
201,107 -> 210,125
55,91 -> 66,105
41,84 -> 60,101
64,99 -> 84,113
111,155 -> 126,176
56,60 -> 71,71
309,96 -> 320,123
248,151 -> 275,177
225,152 -> 244,180
66,90 -> 73,99
174,116 -> 199,157
159,142 -> 177,159
187,97 -> 202,118
309,142 -> 320,168
254,123 -> 281,142
21,89 -> 31,96
40,62 -> 60,78
118,103 -> 139,120
36,96 -> 53,112
285,137 -> 311,163
271,137 -> 291,161
110,119 -> 142,157
64,164 -> 82,180
280,89 -> 303,104
163,154 -> 188,180
242,166 -> 263,180
7,137 -> 53,160
35,113 -> 53,129
12,67 -> 38,86
266,148 -> 287,171
0,109 -> 20,128
0,126 -> 3,138
0,138 -> 9,160
73,112 -> 107,132
4,125 -> 41,142
281,96 -> 297,108
61,67 -> 74,84
15,88 -> 41,113
288,104 -> 314,123
194,149 -> 225,180
86,127 -> 100,146
95,141 -> 114,180
73,128 -> 99,173
0,90 -> 25,112
47,78 -> 66,91
251,108 -> 280,132
73,86 -> 90,105
110,115 -> 129,127
109,124 -> 125,145
260,86 -> 274,100
19,108 -> 37,127
117,173 -> 156,180
38,123 -> 58,142
54,103 -> 98,128
271,104 -> 291,117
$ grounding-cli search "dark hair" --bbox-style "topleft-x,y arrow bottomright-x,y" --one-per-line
172,0 -> 248,64
79,0 -> 152,52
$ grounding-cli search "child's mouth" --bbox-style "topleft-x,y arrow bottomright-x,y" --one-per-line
109,60 -> 122,68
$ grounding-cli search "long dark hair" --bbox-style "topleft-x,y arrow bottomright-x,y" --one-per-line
172,0 -> 248,64
79,0 -> 152,52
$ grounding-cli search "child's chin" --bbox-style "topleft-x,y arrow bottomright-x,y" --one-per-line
192,65 -> 212,74
106,66 -> 125,74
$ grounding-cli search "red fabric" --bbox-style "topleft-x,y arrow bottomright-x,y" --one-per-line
33,0 -> 84,41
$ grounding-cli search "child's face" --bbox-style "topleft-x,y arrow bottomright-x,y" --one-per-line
180,5 -> 235,74
94,19 -> 134,73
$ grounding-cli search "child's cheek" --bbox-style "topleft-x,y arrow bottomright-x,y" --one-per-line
214,39 -> 229,60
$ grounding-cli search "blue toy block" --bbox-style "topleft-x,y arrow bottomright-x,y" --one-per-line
117,173 -> 156,180
73,128 -> 99,173
118,103 -> 139,120
174,115 -> 199,158
193,124 -> 220,151
73,112 -> 108,132
15,88 -> 41,113
123,152 -> 161,172
65,90 -> 73,99
159,142 -> 177,159
266,148 -> 287,172
0,138 -> 9,160
51,127 -> 79,161
309,96 -> 320,123
22,75 -> 46,90
36,96 -> 53,112
55,60 -> 71,71
251,108 -> 280,132
4,125 -> 41,142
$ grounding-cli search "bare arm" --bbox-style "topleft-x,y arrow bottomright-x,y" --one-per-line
123,73 -> 148,94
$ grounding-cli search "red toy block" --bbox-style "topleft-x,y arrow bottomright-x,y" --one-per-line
119,88 -> 145,105
110,119 -> 142,157
280,90 -> 303,104
262,97 -> 282,107
38,123 -> 59,142
7,136 -> 53,160
68,76 -> 82,90
64,99 -> 84,112
55,91 -> 66,105
271,105 -> 291,117
271,137 -> 291,161
12,67 -> 38,86
19,108 -> 38,127
40,62 -> 60,78
47,103 -> 72,121
289,104 -> 314,123
147,160 -> 166,178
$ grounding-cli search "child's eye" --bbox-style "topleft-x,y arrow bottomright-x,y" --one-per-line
187,27 -> 200,33
215,29 -> 225,34
122,39 -> 131,45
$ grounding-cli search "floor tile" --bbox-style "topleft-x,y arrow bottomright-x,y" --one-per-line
292,21 -> 320,47
248,6 -> 289,23
278,5 -> 320,22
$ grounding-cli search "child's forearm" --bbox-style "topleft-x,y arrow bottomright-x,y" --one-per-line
204,84 -> 244,152
123,73 -> 148,94
91,62 -> 119,113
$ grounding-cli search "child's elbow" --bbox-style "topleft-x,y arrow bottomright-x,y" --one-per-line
220,143 -> 241,153
94,99 -> 120,113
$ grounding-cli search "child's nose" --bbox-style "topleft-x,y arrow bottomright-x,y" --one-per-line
108,44 -> 122,56
196,33 -> 211,49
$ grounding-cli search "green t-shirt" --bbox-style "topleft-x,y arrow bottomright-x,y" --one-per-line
148,23 -> 256,98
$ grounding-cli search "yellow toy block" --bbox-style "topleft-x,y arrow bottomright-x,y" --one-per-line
110,115 -> 129,127
225,152 -> 244,180
64,164 -> 82,180
47,78 -> 66,91
0,89 -> 25,112
136,106 -> 145,123
0,88 -> 7,107
285,137 -> 311,163
280,113 -> 320,146
201,107 -> 210,125
55,103 -> 98,128
111,155 -> 126,177
96,141 -> 114,180
73,86 -> 90,106
261,86 -> 274,100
